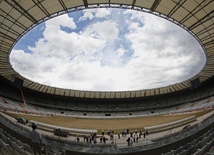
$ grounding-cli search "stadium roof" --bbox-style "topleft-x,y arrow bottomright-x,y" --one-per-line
0,0 -> 213,98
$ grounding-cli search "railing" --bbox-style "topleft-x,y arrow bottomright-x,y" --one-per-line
28,120 -> 97,134
144,116 -> 196,133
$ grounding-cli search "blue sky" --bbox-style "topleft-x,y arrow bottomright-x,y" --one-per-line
10,8 -> 206,91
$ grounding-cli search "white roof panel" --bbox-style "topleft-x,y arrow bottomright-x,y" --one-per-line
135,0 -> 154,9
63,0 -> 85,8
111,0 -> 133,5
88,0 -> 110,4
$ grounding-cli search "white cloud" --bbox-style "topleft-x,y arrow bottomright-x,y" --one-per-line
95,8 -> 111,18
10,8 -> 206,91
90,20 -> 119,40
123,9 -> 145,23
123,12 -> 205,89
79,9 -> 94,21
115,47 -> 125,57
47,14 -> 76,29
79,8 -> 111,21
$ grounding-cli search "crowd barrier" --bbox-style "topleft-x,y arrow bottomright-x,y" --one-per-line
144,116 -> 196,133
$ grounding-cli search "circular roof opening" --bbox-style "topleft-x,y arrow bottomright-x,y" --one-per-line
10,8 -> 206,91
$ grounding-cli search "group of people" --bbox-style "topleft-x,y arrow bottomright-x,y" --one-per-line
79,129 -> 150,146
126,130 -> 149,146
81,131 -> 112,144
82,132 -> 99,144
28,124 -> 150,154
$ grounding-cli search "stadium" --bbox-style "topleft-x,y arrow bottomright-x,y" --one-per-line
0,0 -> 214,155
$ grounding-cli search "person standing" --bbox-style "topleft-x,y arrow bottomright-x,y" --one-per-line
118,132 -> 120,139
77,135 -> 80,142
29,122 -> 42,155
143,132 -> 146,139
146,130 -> 149,136
139,130 -> 142,138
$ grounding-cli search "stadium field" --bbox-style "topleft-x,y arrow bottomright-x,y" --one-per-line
5,110 -> 210,133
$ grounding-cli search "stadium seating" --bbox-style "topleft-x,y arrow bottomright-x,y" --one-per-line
0,127 -> 32,155
162,128 -> 214,155
1,95 -> 214,119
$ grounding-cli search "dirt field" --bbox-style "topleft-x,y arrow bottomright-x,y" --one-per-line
5,110 -> 210,133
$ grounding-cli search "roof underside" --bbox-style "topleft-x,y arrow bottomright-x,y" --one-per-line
0,0 -> 213,98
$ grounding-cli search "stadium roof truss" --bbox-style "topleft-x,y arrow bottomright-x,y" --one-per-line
0,0 -> 213,98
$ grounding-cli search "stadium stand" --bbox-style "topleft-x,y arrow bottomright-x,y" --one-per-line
1,108 -> 214,155
162,127 -> 214,155
1,94 -> 214,119
0,128 -> 33,155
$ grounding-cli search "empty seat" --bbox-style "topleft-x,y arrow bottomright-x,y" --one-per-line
174,146 -> 184,154
10,141 -> 24,154
22,143 -> 33,154
0,139 -> 9,149
195,141 -> 202,149
164,149 -> 175,155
